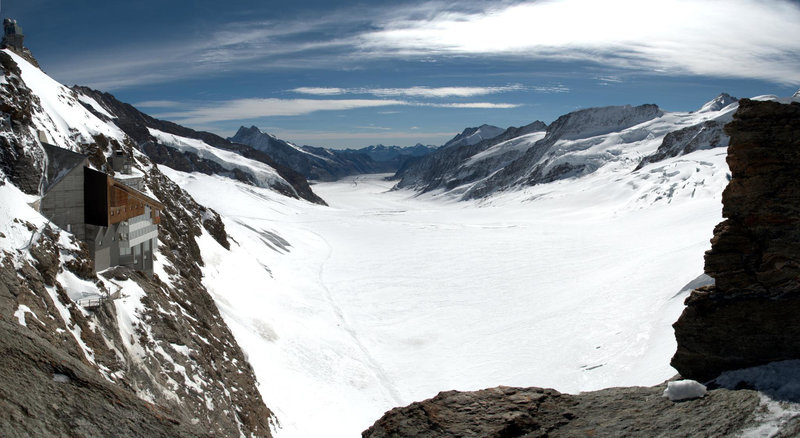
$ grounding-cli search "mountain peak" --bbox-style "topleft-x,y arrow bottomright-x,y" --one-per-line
234,125 -> 263,137
697,93 -> 738,113
443,124 -> 505,149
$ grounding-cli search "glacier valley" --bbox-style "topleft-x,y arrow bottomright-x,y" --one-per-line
166,144 -> 728,437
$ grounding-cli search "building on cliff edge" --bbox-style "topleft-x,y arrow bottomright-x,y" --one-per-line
38,141 -> 162,274
1,18 -> 23,52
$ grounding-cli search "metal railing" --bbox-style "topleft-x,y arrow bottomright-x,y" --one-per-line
76,296 -> 108,309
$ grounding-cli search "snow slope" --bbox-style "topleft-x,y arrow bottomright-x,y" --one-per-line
4,49 -> 125,149
148,127 -> 295,192
162,137 -> 729,437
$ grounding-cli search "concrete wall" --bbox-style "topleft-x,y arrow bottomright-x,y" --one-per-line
40,165 -> 87,240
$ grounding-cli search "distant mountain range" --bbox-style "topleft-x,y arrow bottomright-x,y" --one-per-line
393,96 -> 742,199
229,126 -> 437,181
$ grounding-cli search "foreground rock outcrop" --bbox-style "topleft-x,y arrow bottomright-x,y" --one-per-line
363,384 -> 769,438
671,99 -> 800,382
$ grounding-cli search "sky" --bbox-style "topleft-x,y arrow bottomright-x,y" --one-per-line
5,0 -> 800,148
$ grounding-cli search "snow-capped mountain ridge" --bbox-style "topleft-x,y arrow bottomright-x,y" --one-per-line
4,50 -> 125,153
395,99 -> 747,200
538,103 -> 663,146
697,92 -> 738,113
393,120 -> 547,192
442,124 -> 505,149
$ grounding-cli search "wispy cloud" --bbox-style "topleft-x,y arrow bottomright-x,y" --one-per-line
291,85 -> 527,98
424,102 -> 521,109
156,98 -> 407,124
354,125 -> 394,130
155,97 -> 520,125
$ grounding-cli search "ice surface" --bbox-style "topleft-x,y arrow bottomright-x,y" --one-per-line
161,141 -> 728,437
663,379 -> 707,401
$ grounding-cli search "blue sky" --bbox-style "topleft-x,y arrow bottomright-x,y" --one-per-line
6,0 -> 800,148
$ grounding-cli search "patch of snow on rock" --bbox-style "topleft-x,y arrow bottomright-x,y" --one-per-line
663,379 -> 707,401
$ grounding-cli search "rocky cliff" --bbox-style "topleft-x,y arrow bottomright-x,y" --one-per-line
0,49 -> 274,436
671,99 -> 800,381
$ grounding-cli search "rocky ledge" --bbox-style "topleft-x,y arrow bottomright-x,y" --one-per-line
363,384 -> 783,438
671,99 -> 800,381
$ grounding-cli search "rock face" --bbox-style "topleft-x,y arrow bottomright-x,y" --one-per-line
363,384 -> 764,438
636,120 -> 729,170
672,99 -> 800,382
1,51 -> 274,437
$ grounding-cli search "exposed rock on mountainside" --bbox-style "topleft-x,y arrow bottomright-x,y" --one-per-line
230,126 -> 434,180
73,87 -> 324,205
672,99 -> 800,381
393,121 -> 547,193
1,49 -> 274,436
395,104 -> 667,198
636,120 -> 728,170
0,52 -> 42,194
363,384 -> 767,437
463,104 -> 664,199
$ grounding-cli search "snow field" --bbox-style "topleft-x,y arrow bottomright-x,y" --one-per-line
5,50 -> 126,149
162,144 -> 728,438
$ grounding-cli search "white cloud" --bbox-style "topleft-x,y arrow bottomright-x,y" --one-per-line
425,102 -> 521,109
358,0 -> 800,84
292,85 -> 527,98
157,98 -> 407,124
155,97 -> 520,125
